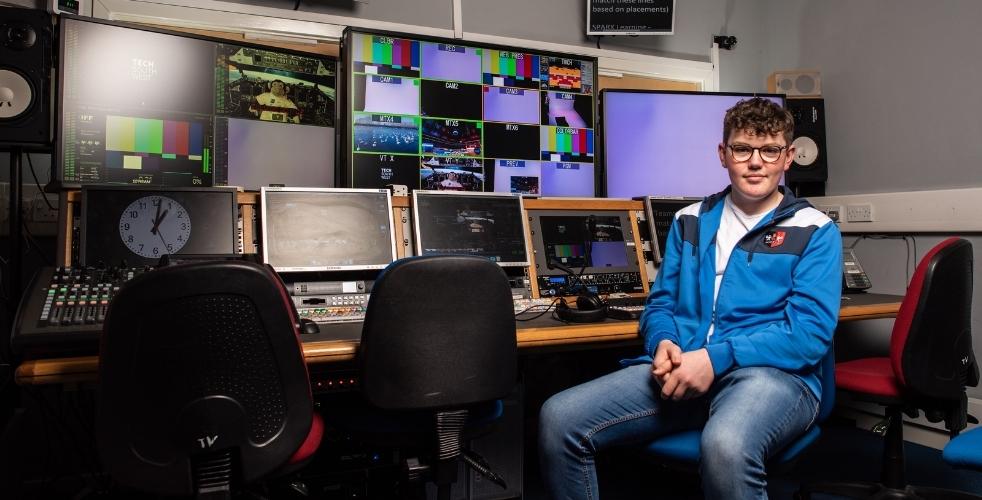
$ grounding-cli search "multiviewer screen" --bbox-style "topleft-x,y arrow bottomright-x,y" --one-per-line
346,29 -> 597,197
58,17 -> 337,189
412,191 -> 529,266
261,188 -> 397,272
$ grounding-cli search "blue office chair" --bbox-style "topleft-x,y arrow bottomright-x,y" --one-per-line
939,427 -> 982,499
639,342 -> 836,482
326,255 -> 518,500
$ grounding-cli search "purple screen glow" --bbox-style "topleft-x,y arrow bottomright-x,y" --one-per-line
483,86 -> 539,124
361,75 -> 419,116
604,92 -> 784,198
541,162 -> 594,197
421,42 -> 482,83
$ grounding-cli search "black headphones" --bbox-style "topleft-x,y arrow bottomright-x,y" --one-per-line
555,295 -> 607,323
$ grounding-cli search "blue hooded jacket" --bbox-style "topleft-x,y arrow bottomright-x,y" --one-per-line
637,186 -> 842,399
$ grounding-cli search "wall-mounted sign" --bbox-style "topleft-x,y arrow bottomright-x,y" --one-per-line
587,0 -> 675,36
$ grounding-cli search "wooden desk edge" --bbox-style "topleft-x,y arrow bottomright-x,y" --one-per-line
16,300 -> 902,385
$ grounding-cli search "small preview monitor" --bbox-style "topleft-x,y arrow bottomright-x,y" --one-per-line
260,187 -> 397,272
602,90 -> 784,198
344,28 -> 597,197
81,186 -> 238,266
526,208 -> 644,296
412,191 -> 529,266
640,196 -> 699,264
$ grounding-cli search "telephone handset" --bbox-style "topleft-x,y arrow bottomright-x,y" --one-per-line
842,248 -> 872,292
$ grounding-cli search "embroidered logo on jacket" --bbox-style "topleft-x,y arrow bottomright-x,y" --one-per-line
763,230 -> 786,248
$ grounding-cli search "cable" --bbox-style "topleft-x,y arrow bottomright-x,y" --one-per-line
25,153 -> 55,211
21,218 -> 54,266
515,298 -> 561,321
293,0 -> 301,10
595,36 -> 602,49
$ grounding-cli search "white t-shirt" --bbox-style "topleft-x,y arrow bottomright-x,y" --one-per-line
706,195 -> 770,339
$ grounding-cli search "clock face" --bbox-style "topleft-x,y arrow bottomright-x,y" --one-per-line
118,195 -> 191,258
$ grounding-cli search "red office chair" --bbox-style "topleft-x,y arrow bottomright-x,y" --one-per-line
97,260 -> 323,499
800,237 -> 979,499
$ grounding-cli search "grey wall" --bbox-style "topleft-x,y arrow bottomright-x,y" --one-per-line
763,1 -> 982,399
461,0 -> 769,93
764,0 -> 982,195
234,0 -> 770,91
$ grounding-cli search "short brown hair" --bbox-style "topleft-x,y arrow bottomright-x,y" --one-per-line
722,97 -> 794,145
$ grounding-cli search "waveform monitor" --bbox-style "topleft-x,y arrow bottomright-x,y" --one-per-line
526,208 -> 644,296
57,16 -> 337,189
602,90 -> 784,198
81,186 -> 238,267
261,187 -> 397,272
412,191 -> 529,266
344,28 -> 598,197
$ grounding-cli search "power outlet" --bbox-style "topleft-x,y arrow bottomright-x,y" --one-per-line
31,198 -> 60,223
815,205 -> 843,223
845,203 -> 874,222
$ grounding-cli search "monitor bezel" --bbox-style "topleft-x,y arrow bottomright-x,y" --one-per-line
411,189 -> 530,267
598,89 -> 786,198
79,185 -> 239,266
260,186 -> 398,272
341,26 -> 600,196
639,196 -> 701,265
52,14 -> 339,191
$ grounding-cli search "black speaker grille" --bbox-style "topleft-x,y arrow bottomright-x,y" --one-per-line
139,293 -> 287,443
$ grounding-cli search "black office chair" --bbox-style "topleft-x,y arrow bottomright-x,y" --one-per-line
330,255 -> 518,500
96,260 -> 323,499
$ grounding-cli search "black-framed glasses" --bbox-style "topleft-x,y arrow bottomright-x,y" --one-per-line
726,144 -> 788,163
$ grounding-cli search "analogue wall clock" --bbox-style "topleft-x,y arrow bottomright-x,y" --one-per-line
118,195 -> 191,258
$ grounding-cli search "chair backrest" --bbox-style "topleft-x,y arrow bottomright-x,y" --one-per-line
360,255 -> 518,411
890,237 -> 977,400
97,260 -> 313,496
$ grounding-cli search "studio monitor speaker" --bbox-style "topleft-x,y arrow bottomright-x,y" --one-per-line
785,98 -> 827,184
0,8 -> 53,148
768,70 -> 822,98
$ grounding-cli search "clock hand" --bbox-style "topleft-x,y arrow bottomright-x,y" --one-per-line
156,228 -> 171,254
151,200 -> 162,234
151,209 -> 169,235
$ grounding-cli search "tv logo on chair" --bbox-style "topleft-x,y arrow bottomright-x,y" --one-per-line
197,435 -> 219,449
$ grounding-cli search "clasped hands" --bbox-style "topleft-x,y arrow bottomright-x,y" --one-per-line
651,339 -> 715,401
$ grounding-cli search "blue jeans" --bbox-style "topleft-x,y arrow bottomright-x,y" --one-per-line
538,364 -> 819,500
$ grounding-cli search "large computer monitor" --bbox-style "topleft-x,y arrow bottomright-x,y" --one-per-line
526,208 -> 644,296
260,187 -> 397,272
343,28 -> 598,197
602,90 -> 785,198
412,191 -> 529,266
81,186 -> 238,266
56,16 -> 337,190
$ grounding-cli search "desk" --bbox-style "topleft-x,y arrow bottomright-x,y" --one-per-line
14,293 -> 903,386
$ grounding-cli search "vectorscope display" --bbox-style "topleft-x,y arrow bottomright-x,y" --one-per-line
344,28 -> 598,197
